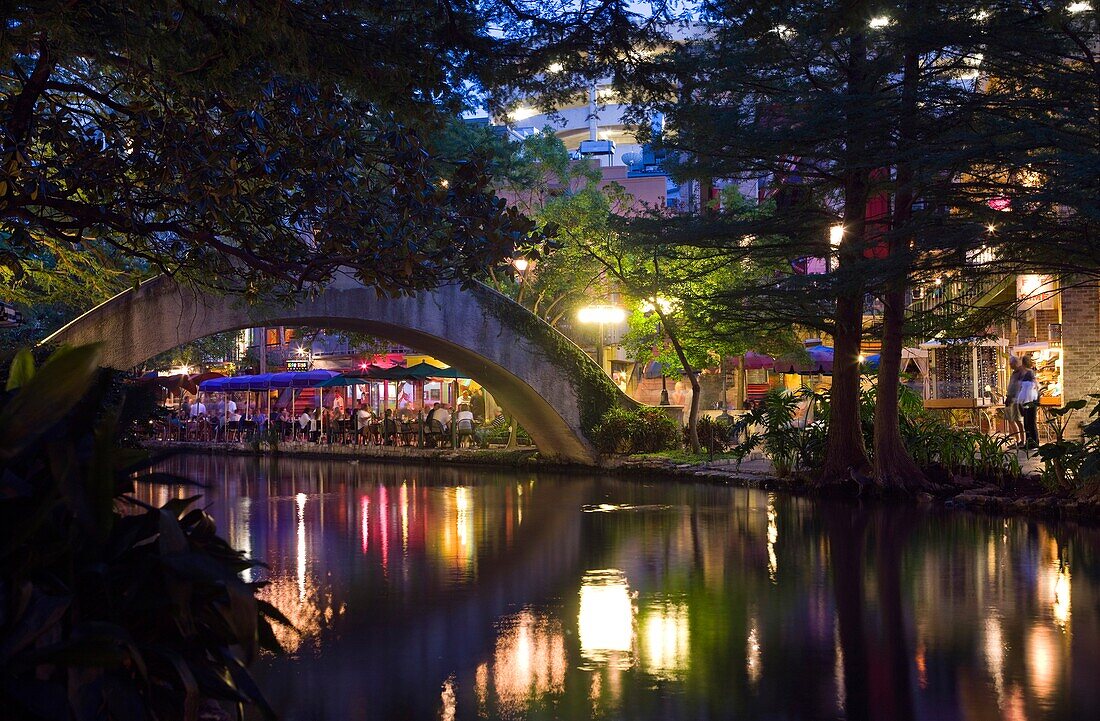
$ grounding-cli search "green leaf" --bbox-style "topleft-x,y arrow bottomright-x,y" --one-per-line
5,348 -> 35,391
0,344 -> 103,460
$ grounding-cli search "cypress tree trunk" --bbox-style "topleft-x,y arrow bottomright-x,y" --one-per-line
872,39 -> 929,492
821,294 -> 871,482
819,25 -> 873,484
873,287 -> 927,490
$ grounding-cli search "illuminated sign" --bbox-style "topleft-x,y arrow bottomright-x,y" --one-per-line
286,359 -> 312,372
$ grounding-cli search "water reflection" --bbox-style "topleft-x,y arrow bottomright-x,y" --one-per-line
134,455 -> 1100,720
639,598 -> 690,681
578,569 -> 634,670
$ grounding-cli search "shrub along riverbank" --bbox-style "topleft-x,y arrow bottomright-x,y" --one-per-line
589,388 -> 1100,522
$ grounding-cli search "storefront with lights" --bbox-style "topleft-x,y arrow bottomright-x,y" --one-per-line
910,272 -> 1091,432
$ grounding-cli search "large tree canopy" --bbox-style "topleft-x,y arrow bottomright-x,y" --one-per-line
2,1 -> 667,302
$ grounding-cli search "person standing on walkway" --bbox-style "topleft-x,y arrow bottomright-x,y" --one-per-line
1017,355 -> 1041,450
1004,355 -> 1025,446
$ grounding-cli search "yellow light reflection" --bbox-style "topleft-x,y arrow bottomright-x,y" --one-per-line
234,496 -> 253,582
257,572 -> 345,655
456,486 -> 471,550
475,663 -> 488,713
984,615 -> 1006,704
296,492 -> 306,601
834,620 -> 845,711
746,623 -> 762,685
440,675 -> 456,721
1027,624 -> 1062,703
579,570 -> 635,669
479,609 -> 567,712
640,600 -> 690,681
1052,564 -> 1071,629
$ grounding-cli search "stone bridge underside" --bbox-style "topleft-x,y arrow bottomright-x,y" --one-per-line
45,272 -> 613,463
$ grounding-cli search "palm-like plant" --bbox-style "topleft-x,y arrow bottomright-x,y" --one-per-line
0,345 -> 285,721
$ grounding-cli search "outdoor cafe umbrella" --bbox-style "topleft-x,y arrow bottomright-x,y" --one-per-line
740,352 -> 775,370
317,374 -> 370,387
140,373 -> 198,406
773,346 -> 835,375
198,376 -> 230,392
190,371 -> 225,386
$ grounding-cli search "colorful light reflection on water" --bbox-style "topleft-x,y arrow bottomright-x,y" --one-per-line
138,455 -> 1100,720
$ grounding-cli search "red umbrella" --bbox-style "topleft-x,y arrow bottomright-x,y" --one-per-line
740,352 -> 775,370
190,371 -> 225,385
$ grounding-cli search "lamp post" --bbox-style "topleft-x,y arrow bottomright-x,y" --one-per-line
577,304 -> 626,375
641,297 -> 675,405
512,257 -> 531,304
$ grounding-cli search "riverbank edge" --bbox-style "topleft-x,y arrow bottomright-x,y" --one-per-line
140,441 -> 1100,524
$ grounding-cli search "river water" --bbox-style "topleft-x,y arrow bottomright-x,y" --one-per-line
139,455 -> 1099,721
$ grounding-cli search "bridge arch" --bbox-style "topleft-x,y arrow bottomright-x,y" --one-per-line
44,272 -> 629,463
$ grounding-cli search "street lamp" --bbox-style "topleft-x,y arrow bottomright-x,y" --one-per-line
640,297 -> 677,405
577,304 -> 626,374
512,257 -> 531,304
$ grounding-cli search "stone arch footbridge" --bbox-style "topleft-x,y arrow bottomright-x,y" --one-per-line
44,272 -> 633,463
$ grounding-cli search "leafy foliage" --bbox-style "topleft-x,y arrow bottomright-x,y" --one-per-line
147,331 -> 241,372
472,283 -> 621,441
731,384 -> 1021,484
592,406 -> 680,455
0,345 -> 283,720
1037,398 -> 1100,492
0,2 -> 549,300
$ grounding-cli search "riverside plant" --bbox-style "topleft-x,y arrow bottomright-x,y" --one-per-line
730,384 -> 1021,485
592,406 -> 680,455
0,345 -> 286,721
1037,396 -> 1100,492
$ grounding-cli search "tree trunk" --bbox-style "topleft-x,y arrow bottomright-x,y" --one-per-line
686,370 -> 702,454
659,308 -> 701,453
506,413 -> 517,448
873,286 -> 928,491
872,40 -> 929,492
819,27 -> 872,484
820,295 -> 871,482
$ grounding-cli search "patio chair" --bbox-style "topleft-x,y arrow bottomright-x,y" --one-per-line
456,418 -> 475,448
426,419 -> 446,448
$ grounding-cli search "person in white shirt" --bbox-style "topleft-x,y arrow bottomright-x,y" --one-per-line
455,404 -> 475,446
298,409 -> 312,440
189,400 -> 207,417
433,403 -> 452,429
225,397 -> 237,415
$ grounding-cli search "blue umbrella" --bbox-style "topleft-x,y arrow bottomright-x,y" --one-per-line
774,346 -> 834,374
861,354 -> 880,371
269,370 -> 339,388
199,376 -> 230,391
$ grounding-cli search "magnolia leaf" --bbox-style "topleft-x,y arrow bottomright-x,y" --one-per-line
0,344 -> 103,459
5,348 -> 35,391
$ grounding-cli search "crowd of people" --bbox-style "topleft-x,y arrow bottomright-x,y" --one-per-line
160,395 -> 510,448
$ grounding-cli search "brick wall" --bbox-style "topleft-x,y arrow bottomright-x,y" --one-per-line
1060,284 -> 1100,437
